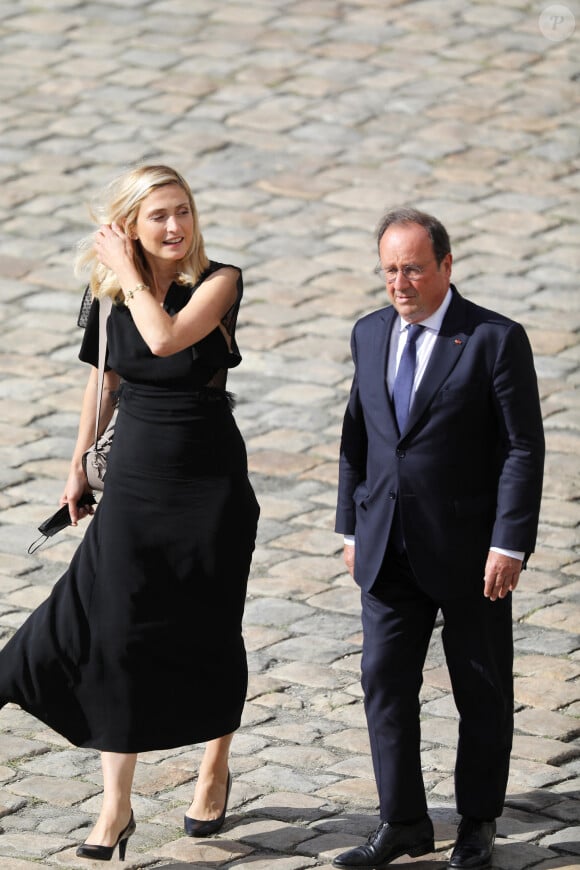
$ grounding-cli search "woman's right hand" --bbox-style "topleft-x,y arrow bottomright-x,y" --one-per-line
60,469 -> 94,526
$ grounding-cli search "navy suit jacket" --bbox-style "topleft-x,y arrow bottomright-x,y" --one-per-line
336,286 -> 545,597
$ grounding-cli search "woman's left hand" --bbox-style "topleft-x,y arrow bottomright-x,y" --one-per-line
93,223 -> 136,281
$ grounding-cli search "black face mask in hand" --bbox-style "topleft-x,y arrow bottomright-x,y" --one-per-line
28,492 -> 96,554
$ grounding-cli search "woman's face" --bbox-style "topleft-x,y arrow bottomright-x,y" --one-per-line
133,183 -> 194,268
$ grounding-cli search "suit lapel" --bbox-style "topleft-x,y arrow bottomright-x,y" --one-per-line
404,289 -> 471,435
376,307 -> 398,431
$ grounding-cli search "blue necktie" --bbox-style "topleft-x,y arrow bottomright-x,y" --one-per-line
393,324 -> 423,433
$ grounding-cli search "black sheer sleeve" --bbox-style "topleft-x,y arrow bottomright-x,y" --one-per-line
77,290 -> 109,369
77,285 -> 93,328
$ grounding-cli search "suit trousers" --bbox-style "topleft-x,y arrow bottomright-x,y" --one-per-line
360,544 -> 513,823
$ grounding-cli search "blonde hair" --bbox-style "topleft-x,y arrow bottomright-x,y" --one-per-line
75,165 -> 209,300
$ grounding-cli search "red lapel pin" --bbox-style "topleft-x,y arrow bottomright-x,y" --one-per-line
454,338 -> 463,345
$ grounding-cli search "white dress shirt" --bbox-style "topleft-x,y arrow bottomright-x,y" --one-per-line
344,289 -> 523,562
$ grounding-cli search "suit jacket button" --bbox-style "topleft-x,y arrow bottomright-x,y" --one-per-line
388,491 -> 396,500
396,449 -> 406,458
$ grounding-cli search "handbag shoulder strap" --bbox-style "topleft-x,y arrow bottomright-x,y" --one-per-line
94,295 -> 113,446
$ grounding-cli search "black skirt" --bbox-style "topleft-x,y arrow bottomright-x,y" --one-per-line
0,384 -> 259,752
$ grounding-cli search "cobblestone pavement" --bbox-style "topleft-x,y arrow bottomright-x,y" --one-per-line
0,1 -> 578,868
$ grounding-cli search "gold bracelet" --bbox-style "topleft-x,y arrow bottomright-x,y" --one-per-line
125,282 -> 149,302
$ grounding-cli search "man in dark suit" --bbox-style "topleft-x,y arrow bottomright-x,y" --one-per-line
333,209 -> 544,870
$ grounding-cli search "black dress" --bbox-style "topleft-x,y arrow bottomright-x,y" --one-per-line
0,262 -> 259,753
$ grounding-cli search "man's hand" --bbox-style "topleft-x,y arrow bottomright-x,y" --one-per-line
484,550 -> 522,601
343,543 -> 355,577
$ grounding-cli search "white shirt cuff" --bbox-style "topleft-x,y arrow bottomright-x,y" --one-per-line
343,535 -> 355,546
490,546 -> 524,562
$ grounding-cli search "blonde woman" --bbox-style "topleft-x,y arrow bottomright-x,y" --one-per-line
0,165 -> 259,861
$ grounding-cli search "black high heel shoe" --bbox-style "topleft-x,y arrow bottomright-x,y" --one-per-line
76,810 -> 136,861
184,771 -> 231,837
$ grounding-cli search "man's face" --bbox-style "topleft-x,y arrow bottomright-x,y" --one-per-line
378,223 -> 452,323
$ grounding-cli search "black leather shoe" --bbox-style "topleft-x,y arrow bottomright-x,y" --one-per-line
184,771 -> 231,837
332,816 -> 434,868
448,818 -> 496,869
76,811 -> 136,862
